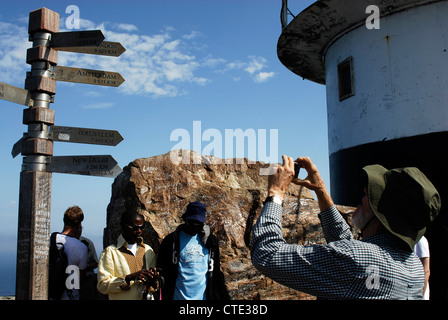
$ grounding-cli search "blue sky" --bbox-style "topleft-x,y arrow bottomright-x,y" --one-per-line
0,0 -> 327,292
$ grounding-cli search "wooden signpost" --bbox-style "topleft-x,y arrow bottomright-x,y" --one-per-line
2,7 -> 126,300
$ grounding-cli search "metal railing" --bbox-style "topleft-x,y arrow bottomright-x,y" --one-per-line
281,0 -> 296,29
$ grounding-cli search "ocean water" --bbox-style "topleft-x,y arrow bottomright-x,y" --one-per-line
0,251 -> 16,296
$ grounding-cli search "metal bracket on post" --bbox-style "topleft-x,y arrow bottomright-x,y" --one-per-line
22,155 -> 49,172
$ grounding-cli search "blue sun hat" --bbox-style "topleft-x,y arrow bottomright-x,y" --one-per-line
182,201 -> 207,223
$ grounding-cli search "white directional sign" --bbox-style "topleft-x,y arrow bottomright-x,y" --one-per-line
50,125 -> 123,146
52,66 -> 125,87
0,81 -> 33,106
47,155 -> 121,177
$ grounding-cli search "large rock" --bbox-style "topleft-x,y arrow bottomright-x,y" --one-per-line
104,150 -> 355,300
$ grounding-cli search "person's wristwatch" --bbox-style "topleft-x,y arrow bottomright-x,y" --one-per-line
264,195 -> 283,206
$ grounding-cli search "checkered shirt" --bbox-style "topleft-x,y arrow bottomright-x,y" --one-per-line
251,202 -> 424,299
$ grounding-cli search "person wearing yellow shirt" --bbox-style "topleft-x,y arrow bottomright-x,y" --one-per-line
97,206 -> 159,300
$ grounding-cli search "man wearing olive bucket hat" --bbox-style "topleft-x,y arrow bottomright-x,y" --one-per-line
251,155 -> 441,299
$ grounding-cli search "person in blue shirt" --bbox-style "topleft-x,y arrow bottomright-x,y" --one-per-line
157,201 -> 229,300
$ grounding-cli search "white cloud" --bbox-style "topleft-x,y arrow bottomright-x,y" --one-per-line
79,18 -> 97,31
221,55 -> 275,83
0,21 -> 30,85
245,56 -> 267,74
182,30 -> 202,40
0,17 -> 275,101
244,56 -> 275,82
254,71 -> 275,83
116,23 -> 138,32
225,60 -> 246,71
201,56 -> 226,68
83,90 -> 104,97
82,102 -> 115,109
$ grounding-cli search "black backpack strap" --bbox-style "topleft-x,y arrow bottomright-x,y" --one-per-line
50,232 -> 57,245
51,232 -> 65,249
48,232 -> 68,300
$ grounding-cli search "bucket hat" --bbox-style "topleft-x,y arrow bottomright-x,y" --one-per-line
182,201 -> 207,224
362,165 -> 441,250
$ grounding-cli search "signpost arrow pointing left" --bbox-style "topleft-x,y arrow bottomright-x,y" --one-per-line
0,81 -> 33,107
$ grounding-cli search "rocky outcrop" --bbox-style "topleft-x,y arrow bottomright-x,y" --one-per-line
104,150 -> 355,300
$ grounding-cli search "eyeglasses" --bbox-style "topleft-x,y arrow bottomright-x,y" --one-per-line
185,220 -> 204,228
124,224 -> 145,231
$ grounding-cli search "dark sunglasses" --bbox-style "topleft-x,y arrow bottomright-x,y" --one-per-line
185,220 -> 204,228
125,224 -> 145,231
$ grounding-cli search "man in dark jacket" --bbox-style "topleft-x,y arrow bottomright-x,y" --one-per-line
157,201 -> 229,300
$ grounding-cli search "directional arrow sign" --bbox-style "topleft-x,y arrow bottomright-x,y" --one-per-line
0,81 -> 33,107
50,125 -> 123,146
50,30 -> 105,48
55,41 -> 126,57
62,164 -> 123,178
53,66 -> 125,87
11,136 -> 25,158
47,155 -> 121,177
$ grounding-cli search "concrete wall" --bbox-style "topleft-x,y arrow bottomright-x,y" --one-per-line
324,1 -> 448,155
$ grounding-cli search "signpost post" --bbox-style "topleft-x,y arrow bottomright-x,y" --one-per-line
16,7 -> 59,300
7,7 -> 126,300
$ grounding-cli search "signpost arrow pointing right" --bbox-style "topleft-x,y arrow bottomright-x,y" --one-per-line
50,30 -> 105,48
55,41 -> 126,57
49,125 -> 124,146
47,155 -> 122,177
52,66 -> 125,87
